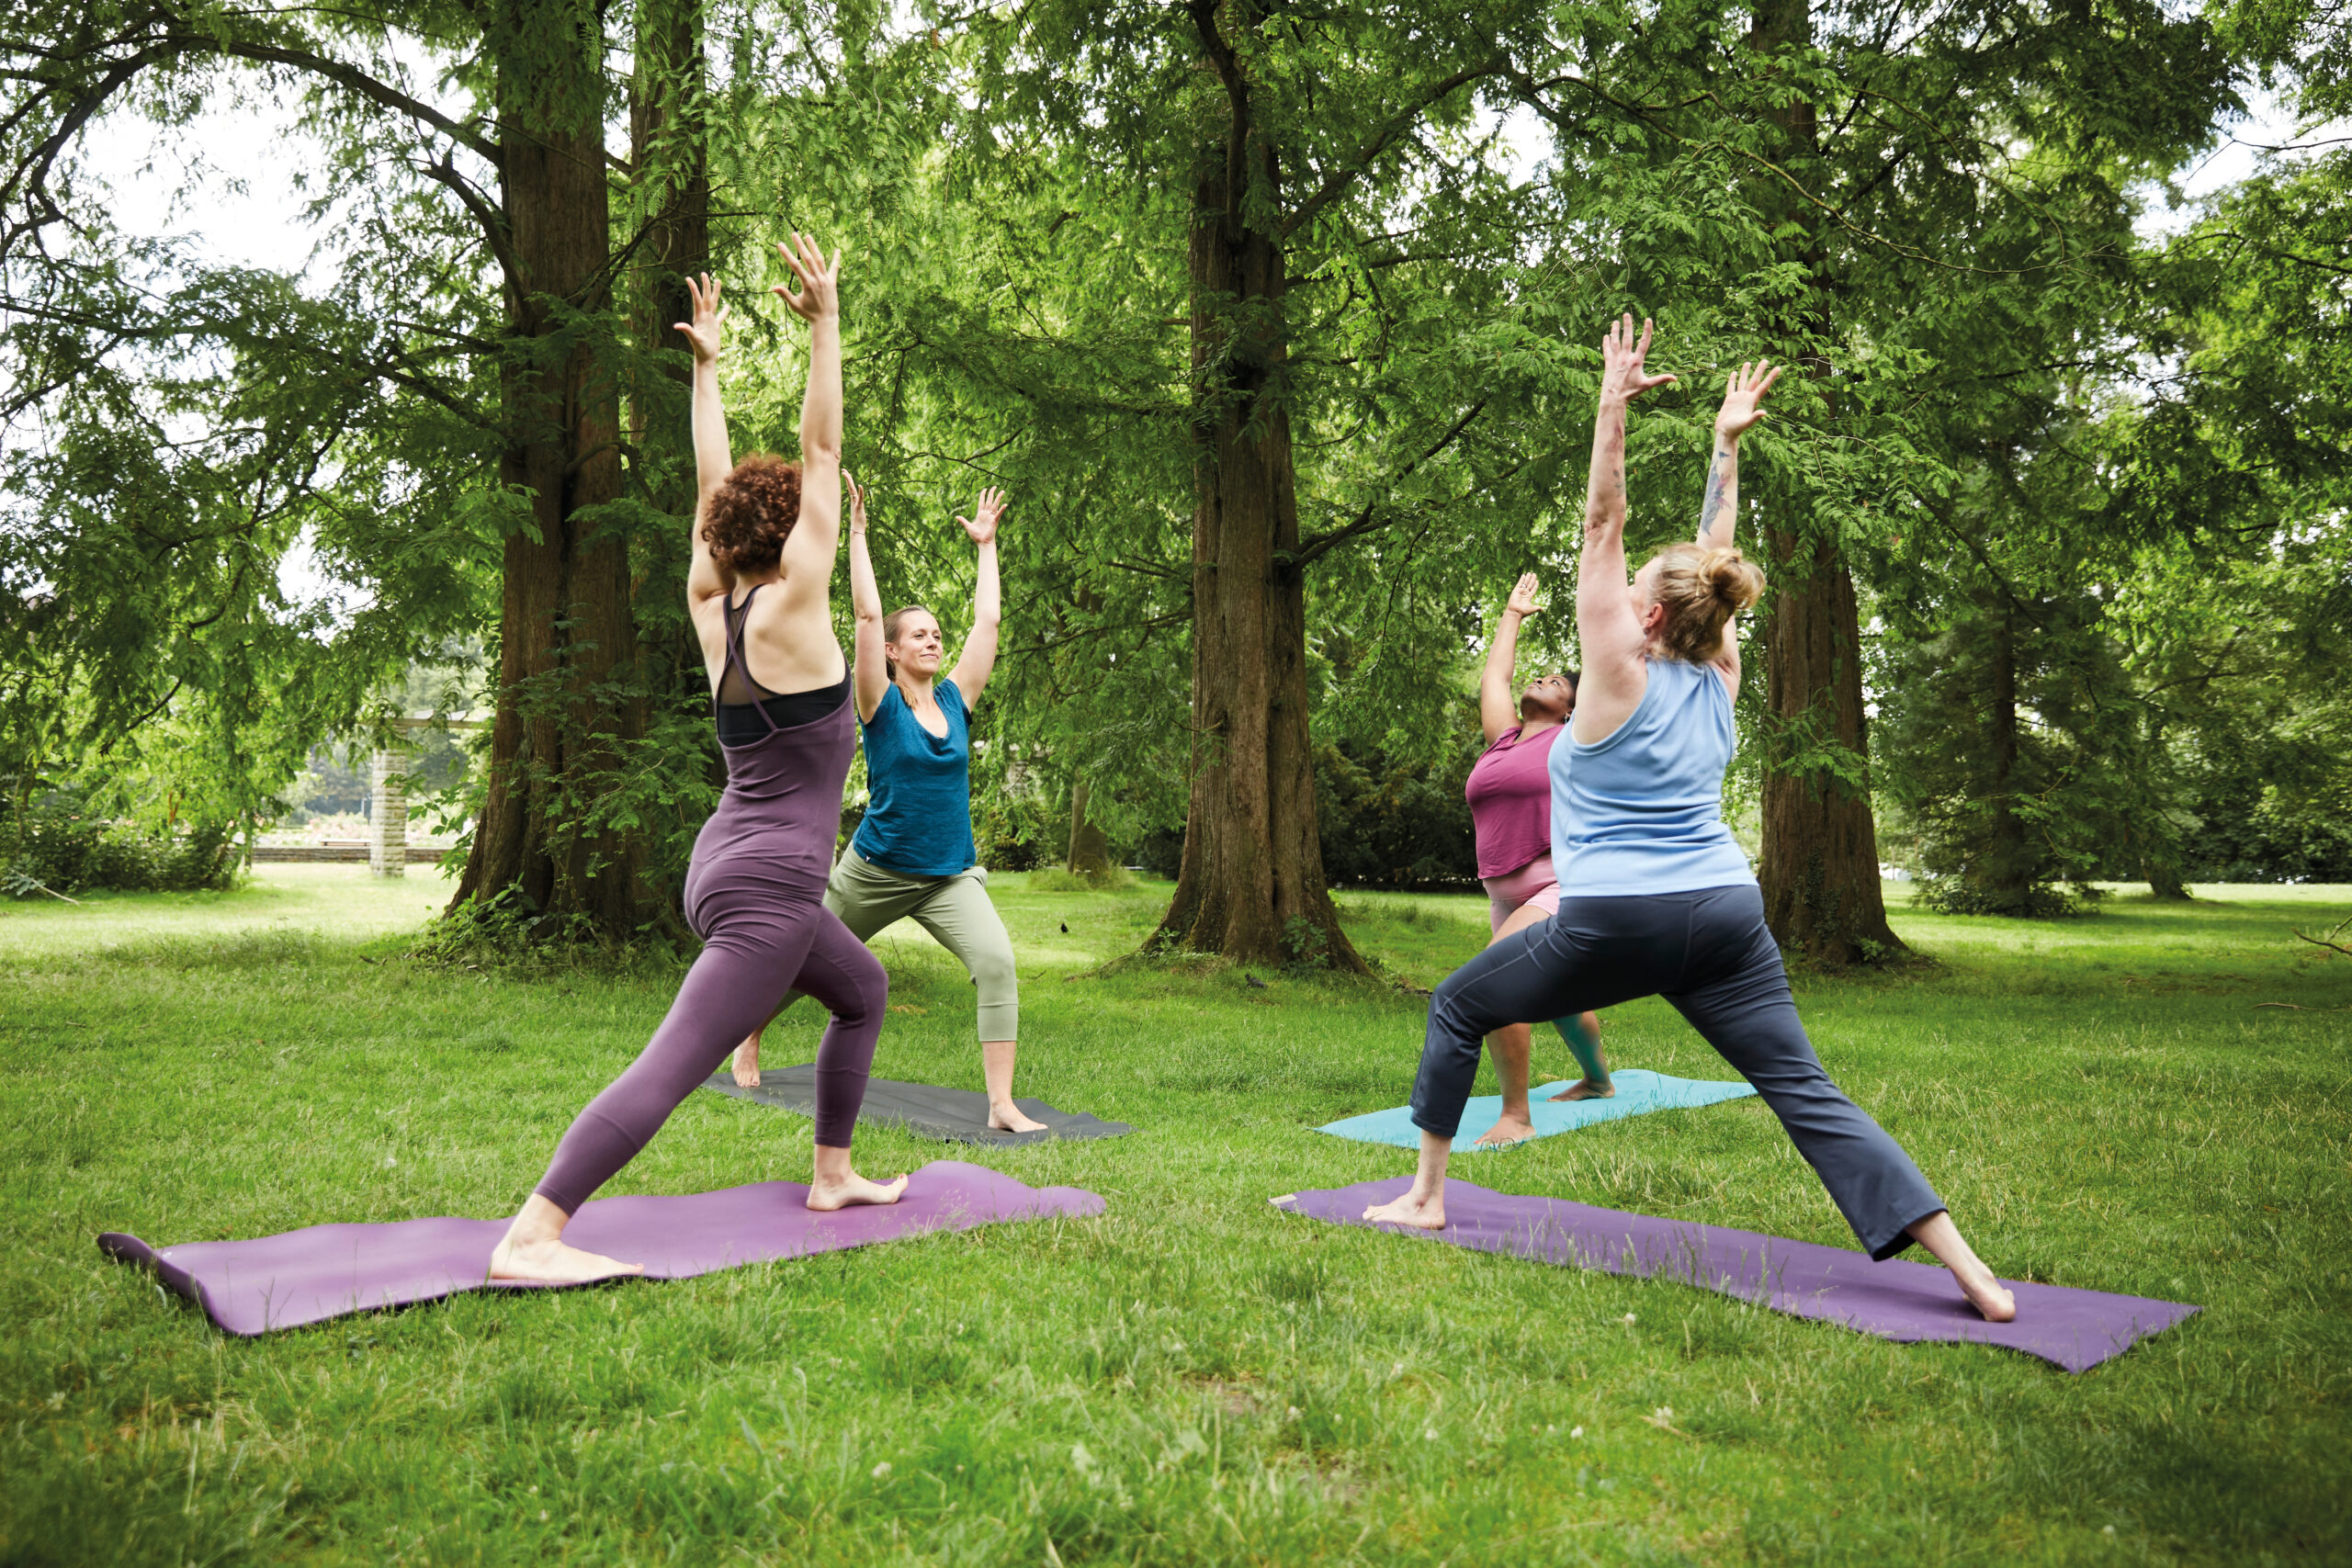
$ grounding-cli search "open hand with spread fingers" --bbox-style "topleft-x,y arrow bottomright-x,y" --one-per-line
772,231 -> 841,324
1505,571 -> 1542,620
957,486 -> 1007,547
1714,360 -> 1784,439
1599,313 -> 1676,405
673,273 -> 728,366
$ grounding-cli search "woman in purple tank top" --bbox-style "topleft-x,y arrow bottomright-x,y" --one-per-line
488,238 -> 901,1286
1460,571 -> 1608,1147
1365,317 -> 2016,1324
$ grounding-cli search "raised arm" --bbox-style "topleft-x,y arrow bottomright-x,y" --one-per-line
944,487 -> 1006,705
772,234 -> 843,610
1697,360 -> 1781,551
845,473 -> 889,722
1573,314 -> 1676,743
675,274 -> 733,605
1478,573 -> 1541,744
1695,361 -> 1782,682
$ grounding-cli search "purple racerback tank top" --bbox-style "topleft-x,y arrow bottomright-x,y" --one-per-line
690,586 -> 854,900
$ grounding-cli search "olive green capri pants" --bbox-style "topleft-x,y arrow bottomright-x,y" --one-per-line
810,848 -> 1019,1042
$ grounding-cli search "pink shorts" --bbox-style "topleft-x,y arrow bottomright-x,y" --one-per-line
1482,853 -> 1561,938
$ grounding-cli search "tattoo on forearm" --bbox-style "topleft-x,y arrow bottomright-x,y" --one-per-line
1700,444 -> 1730,534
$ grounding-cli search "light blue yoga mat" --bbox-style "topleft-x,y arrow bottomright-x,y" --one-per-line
1316,1068 -> 1758,1149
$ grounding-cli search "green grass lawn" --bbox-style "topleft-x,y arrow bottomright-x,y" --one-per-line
3,867 -> 2348,1565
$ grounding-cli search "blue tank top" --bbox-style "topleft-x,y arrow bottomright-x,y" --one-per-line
851,679 -> 978,876
1549,658 -> 1755,897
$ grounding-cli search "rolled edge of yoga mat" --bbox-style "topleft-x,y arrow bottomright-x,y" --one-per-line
99,1160 -> 1107,1337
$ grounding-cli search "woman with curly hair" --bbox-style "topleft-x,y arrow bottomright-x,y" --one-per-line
490,236 -> 901,1285
1364,319 -> 2015,1324
729,478 -> 1047,1135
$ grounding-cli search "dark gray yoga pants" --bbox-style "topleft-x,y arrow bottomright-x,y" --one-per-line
1412,883 -> 1943,1260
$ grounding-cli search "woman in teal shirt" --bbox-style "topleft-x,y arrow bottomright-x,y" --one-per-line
731,478 -> 1045,1134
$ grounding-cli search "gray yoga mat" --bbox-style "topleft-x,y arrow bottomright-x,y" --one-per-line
705,1064 -> 1135,1145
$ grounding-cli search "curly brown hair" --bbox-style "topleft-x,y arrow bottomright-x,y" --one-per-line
701,454 -> 802,574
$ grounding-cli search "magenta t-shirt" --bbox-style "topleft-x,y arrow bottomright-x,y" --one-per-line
1464,725 -> 1563,879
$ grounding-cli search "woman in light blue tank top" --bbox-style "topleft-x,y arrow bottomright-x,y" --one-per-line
1364,318 -> 2018,1324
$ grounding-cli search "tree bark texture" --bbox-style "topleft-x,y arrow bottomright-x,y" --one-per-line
1066,776 -> 1113,874
628,0 -> 720,782
1749,0 -> 1907,965
453,0 -> 658,939
1758,527 -> 1905,959
1154,13 -> 1366,974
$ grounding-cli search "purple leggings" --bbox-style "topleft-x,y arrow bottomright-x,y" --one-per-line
532,872 -> 887,1214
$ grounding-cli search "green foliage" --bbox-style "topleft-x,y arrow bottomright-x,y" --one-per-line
1313,734 -> 1480,891
0,787 -> 237,896
0,0 -> 2339,943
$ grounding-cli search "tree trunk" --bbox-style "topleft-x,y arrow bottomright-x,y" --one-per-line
452,0 -> 657,940
628,0 -> 719,797
1758,529 -> 1906,960
2139,716 -> 2191,898
1152,100 -> 1365,974
1974,604 -> 2042,910
1066,776 -> 1113,874
1750,0 -> 1907,966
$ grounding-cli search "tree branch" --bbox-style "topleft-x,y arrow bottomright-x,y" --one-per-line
1284,397 -> 1488,571
175,31 -> 500,162
1281,55 -> 1503,240
413,151 -> 523,299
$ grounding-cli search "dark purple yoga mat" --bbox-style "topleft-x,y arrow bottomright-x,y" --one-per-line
1274,1177 -> 2197,1372
99,1160 -> 1104,1337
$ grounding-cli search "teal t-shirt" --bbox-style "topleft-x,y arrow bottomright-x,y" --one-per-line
851,680 -> 978,876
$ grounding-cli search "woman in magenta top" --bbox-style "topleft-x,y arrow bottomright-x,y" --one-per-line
1462,572 -> 1610,1146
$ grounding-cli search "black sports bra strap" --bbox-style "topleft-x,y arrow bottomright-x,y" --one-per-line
718,584 -> 782,736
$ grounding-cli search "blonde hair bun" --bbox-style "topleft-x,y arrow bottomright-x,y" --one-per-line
1699,546 -> 1765,615
1646,543 -> 1767,663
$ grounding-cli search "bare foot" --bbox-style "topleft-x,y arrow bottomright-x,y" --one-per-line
1957,1270 -> 2018,1323
1471,1114 -> 1535,1148
730,1034 -> 761,1088
1905,1210 -> 2018,1322
488,1235 -> 642,1284
989,1101 -> 1049,1135
1547,1078 -> 1615,1102
806,1170 -> 909,1212
1362,1186 -> 1446,1230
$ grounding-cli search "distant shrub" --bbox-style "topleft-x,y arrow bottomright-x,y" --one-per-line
1314,739 -> 1479,891
2,790 -> 237,896
1023,865 -> 1136,893
1914,874 -> 2089,919
1131,826 -> 1185,880
971,789 -> 1057,872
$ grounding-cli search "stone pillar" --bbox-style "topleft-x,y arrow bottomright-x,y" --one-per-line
368,746 -> 410,877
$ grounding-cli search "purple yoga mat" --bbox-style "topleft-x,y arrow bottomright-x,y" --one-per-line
99,1160 -> 1105,1337
1274,1177 -> 2197,1372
